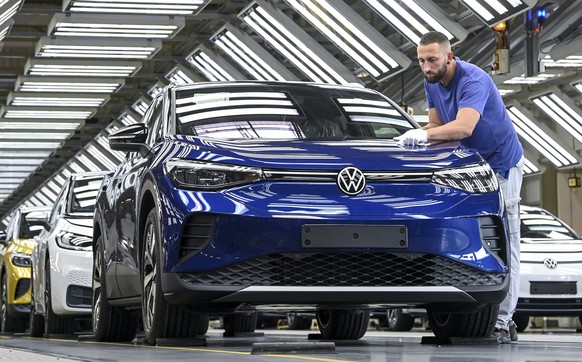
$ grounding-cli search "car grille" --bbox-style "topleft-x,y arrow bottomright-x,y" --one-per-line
66,285 -> 91,308
517,297 -> 582,313
179,253 -> 505,287
15,278 -> 30,300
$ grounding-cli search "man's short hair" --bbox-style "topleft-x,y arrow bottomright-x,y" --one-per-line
419,31 -> 450,46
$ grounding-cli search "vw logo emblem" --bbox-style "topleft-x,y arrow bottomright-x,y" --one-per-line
543,258 -> 558,270
337,167 -> 366,195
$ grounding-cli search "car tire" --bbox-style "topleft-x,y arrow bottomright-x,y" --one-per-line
93,235 -> 138,342
29,273 -> 44,337
512,313 -> 530,332
1,273 -> 26,333
427,303 -> 498,340
223,312 -> 258,336
387,309 -> 415,331
316,309 -> 370,340
287,313 -> 312,330
44,261 -> 74,337
141,209 -> 205,345
197,315 -> 210,335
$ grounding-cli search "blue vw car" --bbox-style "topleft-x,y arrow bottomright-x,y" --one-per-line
92,81 -> 509,344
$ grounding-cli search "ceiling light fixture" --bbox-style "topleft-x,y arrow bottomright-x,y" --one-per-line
7,92 -> 109,107
147,81 -> 167,98
48,13 -> 185,39
363,0 -> 467,45
503,72 -> 558,84
131,97 -> 150,116
63,0 -> 212,15
15,76 -> 124,93
239,1 -> 360,84
24,59 -> 141,77
1,106 -> 95,119
0,120 -> 82,131
0,18 -> 13,42
459,0 -> 536,26
210,23 -> 298,81
35,36 -> 162,59
186,43 -> 247,81
507,105 -> 579,168
165,63 -> 204,85
0,0 -> 23,31
284,0 -> 412,80
531,89 -> 582,144
85,142 -> 118,170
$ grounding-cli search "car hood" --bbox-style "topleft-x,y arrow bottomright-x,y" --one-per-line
8,238 -> 36,255
166,137 -> 483,170
521,238 -> 582,253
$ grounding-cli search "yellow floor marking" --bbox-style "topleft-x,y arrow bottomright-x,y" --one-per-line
22,337 -> 354,362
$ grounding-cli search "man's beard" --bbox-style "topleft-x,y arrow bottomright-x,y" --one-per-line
424,63 -> 447,84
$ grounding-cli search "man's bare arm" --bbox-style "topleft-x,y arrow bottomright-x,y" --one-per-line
425,107 -> 480,141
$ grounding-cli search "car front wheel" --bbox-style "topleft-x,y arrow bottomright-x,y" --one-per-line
512,313 -> 530,332
427,304 -> 498,340
1,273 -> 25,333
44,260 -> 74,337
141,209 -> 206,345
316,309 -> 369,340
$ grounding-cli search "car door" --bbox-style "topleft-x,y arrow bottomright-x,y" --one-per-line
113,96 -> 164,298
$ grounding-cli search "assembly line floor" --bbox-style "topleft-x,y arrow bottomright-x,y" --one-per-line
1,325 -> 582,362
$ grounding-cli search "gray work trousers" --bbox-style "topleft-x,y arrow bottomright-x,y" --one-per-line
495,156 -> 525,330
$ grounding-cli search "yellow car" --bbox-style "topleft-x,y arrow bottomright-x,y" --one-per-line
0,206 -> 51,333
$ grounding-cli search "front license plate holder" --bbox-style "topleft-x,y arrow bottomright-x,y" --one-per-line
530,281 -> 577,295
301,224 -> 407,249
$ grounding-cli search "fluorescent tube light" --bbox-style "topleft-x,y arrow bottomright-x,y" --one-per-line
7,92 -> 109,107
210,23 -> 299,81
24,59 -> 141,77
363,0 -> 467,45
459,0 -> 536,25
531,90 -> 582,144
507,105 -> 578,167
48,13 -> 185,39
186,43 -> 247,81
36,36 -> 162,59
286,0 -> 412,80
239,1 -> 360,84
63,0 -> 211,15
15,76 -> 124,93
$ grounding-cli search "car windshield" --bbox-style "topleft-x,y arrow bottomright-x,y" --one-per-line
520,209 -> 580,240
174,84 -> 415,140
70,176 -> 104,214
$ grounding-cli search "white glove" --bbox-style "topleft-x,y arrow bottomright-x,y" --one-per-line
394,129 -> 428,147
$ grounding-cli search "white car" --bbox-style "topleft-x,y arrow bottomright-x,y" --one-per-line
30,171 -> 108,337
513,205 -> 582,331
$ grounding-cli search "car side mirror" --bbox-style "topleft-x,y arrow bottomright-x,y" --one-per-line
0,230 -> 6,245
109,123 -> 150,156
28,220 -> 51,232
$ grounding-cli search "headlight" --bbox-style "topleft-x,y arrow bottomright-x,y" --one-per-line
431,162 -> 498,193
165,159 -> 264,190
11,253 -> 31,267
56,231 -> 92,251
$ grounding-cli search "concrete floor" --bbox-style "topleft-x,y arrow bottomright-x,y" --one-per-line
1,326 -> 582,362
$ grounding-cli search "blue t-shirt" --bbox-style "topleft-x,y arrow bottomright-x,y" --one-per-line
425,57 -> 523,174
